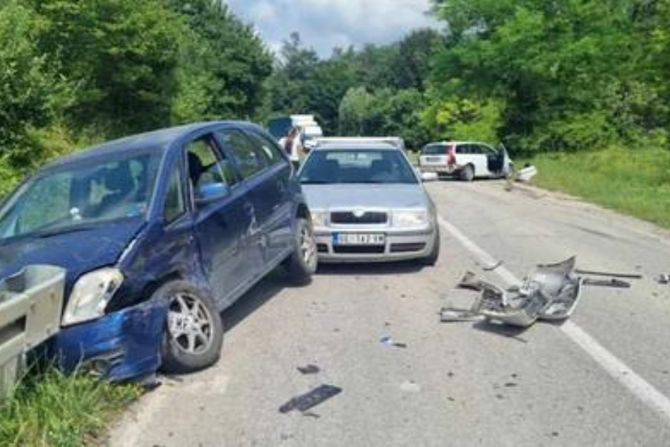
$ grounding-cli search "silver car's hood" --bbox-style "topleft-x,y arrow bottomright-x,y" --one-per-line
302,184 -> 430,210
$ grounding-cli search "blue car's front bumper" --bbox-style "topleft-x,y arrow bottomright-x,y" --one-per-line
52,299 -> 168,381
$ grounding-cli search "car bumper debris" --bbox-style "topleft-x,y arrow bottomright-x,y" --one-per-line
51,299 -> 168,381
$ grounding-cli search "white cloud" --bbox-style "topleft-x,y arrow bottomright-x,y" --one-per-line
226,0 -> 439,57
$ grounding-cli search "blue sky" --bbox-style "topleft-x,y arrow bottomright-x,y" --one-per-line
226,0 -> 439,57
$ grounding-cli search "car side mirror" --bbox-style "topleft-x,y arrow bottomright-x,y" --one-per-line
195,182 -> 230,205
421,172 -> 438,182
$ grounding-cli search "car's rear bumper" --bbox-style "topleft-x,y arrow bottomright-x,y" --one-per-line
50,299 -> 167,381
314,228 -> 436,263
420,164 -> 459,175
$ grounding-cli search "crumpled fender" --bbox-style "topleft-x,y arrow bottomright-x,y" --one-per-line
52,299 -> 168,381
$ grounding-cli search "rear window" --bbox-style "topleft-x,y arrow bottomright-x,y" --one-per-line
422,144 -> 446,155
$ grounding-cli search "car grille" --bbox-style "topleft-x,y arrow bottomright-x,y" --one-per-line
333,245 -> 385,254
330,211 -> 388,224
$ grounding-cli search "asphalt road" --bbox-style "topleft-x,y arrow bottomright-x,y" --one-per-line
109,180 -> 670,447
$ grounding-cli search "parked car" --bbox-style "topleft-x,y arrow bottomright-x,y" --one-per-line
0,122 -> 317,380
419,141 -> 514,181
298,142 -> 440,264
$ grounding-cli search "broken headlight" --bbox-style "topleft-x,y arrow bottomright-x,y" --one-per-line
62,268 -> 123,326
393,210 -> 429,228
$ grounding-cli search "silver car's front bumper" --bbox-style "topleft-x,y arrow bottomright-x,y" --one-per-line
314,227 -> 437,263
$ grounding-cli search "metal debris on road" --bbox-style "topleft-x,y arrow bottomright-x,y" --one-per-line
440,307 -> 483,322
583,278 -> 631,288
279,384 -> 342,414
443,257 -> 584,328
575,269 -> 643,279
483,260 -> 504,272
297,364 -> 320,375
457,271 -> 486,291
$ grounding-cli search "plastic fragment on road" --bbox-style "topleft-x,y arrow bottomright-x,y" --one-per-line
656,274 -> 670,285
440,307 -> 483,322
575,269 -> 643,279
279,384 -> 342,414
444,257 -> 583,328
483,260 -> 504,272
380,335 -> 407,348
297,364 -> 320,375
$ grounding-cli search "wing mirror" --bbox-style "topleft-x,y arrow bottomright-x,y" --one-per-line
195,182 -> 230,205
420,172 -> 438,182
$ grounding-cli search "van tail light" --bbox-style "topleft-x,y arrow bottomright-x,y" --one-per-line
447,145 -> 456,165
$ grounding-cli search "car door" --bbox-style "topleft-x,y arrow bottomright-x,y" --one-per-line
214,128 -> 274,275
243,129 -> 295,264
186,133 -> 257,308
469,144 -> 489,176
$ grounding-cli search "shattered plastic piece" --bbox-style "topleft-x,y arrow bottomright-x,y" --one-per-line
279,384 -> 342,414
583,278 -> 631,288
656,274 -> 670,285
380,336 -> 407,348
517,165 -> 537,183
575,269 -> 642,279
297,364 -> 320,375
457,271 -> 488,292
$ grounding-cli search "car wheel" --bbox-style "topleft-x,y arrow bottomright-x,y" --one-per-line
155,280 -> 224,374
460,165 -> 475,182
422,227 -> 441,266
284,217 -> 317,284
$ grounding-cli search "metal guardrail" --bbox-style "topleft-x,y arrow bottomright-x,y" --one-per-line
0,265 -> 65,398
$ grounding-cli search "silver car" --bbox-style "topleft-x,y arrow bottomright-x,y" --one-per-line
298,143 -> 440,264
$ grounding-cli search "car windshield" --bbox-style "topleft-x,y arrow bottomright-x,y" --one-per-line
299,149 -> 418,185
422,144 -> 447,155
0,150 -> 162,241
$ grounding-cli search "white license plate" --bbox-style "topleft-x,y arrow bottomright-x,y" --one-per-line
333,233 -> 386,246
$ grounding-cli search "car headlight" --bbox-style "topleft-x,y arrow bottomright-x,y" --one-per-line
62,268 -> 123,326
393,210 -> 429,228
311,210 -> 328,228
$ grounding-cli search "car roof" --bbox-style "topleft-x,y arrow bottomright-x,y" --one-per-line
312,142 -> 400,151
424,141 -> 489,146
41,121 -> 260,171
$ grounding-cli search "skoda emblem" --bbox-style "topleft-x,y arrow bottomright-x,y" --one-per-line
353,209 -> 365,218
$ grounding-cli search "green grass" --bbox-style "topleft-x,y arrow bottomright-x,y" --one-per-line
524,146 -> 670,228
0,369 -> 141,447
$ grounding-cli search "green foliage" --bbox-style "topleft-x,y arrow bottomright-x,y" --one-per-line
0,369 -> 140,447
421,97 -> 504,143
527,146 -> 670,228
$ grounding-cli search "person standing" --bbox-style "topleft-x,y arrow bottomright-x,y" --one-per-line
280,126 -> 303,168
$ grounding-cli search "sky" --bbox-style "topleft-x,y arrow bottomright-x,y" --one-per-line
226,0 -> 439,57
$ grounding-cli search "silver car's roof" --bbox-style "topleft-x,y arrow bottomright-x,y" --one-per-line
311,142 -> 400,151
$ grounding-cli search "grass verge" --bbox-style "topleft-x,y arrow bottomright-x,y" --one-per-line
0,369 -> 141,447
524,146 -> 670,229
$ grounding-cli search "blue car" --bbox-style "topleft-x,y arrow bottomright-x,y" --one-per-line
0,122 -> 318,380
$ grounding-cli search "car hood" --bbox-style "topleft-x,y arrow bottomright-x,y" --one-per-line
301,184 -> 430,210
0,219 -> 144,296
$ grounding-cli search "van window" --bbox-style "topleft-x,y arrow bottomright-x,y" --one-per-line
164,161 -> 185,223
422,144 -> 446,155
217,129 -> 268,178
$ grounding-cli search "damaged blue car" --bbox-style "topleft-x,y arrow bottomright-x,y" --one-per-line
0,122 -> 317,380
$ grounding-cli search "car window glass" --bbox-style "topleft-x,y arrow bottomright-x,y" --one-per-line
164,161 -> 185,223
456,145 -> 468,154
469,145 -> 481,155
216,129 -> 268,178
186,135 -> 236,191
248,131 -> 285,166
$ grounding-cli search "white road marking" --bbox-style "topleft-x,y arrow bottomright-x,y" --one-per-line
438,215 -> 670,424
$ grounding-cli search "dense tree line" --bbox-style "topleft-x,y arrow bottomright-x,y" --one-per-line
0,0 -> 271,191
2,0 -> 670,193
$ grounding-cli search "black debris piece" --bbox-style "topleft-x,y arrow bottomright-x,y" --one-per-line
575,269 -> 642,279
583,278 -> 631,288
393,342 -> 408,349
279,384 -> 343,414
656,274 -> 670,285
297,364 -> 320,375
504,382 -> 518,388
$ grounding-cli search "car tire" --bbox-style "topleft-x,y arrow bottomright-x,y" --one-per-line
154,280 -> 224,374
422,227 -> 441,266
284,217 -> 318,284
460,165 -> 475,182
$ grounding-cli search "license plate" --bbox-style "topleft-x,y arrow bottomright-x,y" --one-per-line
425,157 -> 443,162
333,233 -> 386,246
